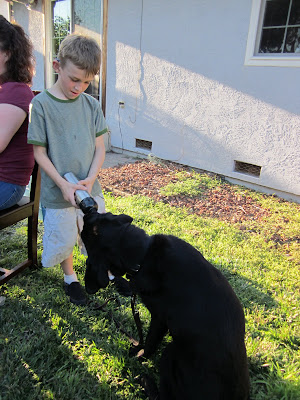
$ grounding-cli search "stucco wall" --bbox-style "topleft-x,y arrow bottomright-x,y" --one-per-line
105,0 -> 300,202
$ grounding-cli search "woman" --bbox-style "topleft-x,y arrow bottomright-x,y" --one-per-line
0,15 -> 35,210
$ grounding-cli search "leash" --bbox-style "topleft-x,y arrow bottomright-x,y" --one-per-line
131,293 -> 144,346
91,294 -> 144,347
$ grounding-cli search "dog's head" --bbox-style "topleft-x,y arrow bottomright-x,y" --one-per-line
81,211 -> 134,294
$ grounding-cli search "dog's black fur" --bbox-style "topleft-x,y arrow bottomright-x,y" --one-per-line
81,212 -> 250,400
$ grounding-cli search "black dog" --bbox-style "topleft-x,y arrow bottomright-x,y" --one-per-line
81,212 -> 250,400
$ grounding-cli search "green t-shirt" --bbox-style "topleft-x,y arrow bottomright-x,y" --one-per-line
28,90 -> 108,209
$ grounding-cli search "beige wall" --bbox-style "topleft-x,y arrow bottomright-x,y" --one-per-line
0,1 -> 9,18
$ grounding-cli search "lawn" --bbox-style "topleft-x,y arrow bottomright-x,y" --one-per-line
0,160 -> 299,399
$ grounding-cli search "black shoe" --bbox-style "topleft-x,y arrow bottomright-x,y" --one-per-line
64,282 -> 87,305
112,276 -> 132,297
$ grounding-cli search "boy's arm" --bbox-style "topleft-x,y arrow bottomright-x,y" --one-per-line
33,145 -> 87,207
78,135 -> 106,193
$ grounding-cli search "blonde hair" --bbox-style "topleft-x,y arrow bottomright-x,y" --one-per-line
58,34 -> 101,76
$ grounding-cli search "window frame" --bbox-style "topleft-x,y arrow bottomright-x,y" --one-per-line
244,0 -> 300,67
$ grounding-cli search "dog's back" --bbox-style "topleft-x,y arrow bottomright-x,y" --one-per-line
132,233 -> 250,399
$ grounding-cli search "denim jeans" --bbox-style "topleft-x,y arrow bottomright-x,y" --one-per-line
41,205 -> 46,221
0,181 -> 26,211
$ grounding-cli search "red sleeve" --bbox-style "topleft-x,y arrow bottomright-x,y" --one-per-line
0,82 -> 34,114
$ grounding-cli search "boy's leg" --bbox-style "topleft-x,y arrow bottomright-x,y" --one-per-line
61,253 -> 87,306
61,253 -> 77,282
42,207 -> 87,306
60,254 -> 87,306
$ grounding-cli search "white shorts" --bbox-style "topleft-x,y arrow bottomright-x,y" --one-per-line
42,195 -> 105,268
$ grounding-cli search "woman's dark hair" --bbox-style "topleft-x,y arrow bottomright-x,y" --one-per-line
0,15 -> 35,85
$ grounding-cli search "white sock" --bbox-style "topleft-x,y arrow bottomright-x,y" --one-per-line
64,272 -> 78,285
108,270 -> 115,280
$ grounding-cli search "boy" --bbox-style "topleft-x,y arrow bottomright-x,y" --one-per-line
28,34 -> 107,305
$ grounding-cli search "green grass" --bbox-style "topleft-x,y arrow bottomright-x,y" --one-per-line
160,170 -> 222,196
0,171 -> 299,399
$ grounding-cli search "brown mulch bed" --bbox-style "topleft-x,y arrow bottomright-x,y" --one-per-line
99,160 -> 272,223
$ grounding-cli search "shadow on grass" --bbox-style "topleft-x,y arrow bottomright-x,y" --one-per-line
0,269 -> 149,400
1,236 -> 298,400
248,355 -> 300,400
217,267 -> 278,310
0,333 -> 116,400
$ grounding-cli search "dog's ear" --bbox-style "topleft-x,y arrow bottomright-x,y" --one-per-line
84,212 -> 133,227
118,214 -> 133,224
85,258 -> 109,294
104,213 -> 133,225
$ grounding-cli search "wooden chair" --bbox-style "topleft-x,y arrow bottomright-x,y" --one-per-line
0,162 -> 41,284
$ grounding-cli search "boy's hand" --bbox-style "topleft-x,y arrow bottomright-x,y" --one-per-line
60,180 -> 87,207
77,177 -> 95,195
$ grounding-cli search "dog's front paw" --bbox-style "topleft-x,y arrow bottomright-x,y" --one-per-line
138,374 -> 159,400
136,348 -> 145,358
129,344 -> 145,359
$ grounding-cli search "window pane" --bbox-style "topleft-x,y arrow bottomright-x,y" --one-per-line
52,37 -> 60,58
52,0 -> 71,83
259,28 -> 285,53
263,0 -> 290,27
289,0 -> 300,24
52,0 -> 71,59
74,0 -> 101,34
284,27 -> 300,52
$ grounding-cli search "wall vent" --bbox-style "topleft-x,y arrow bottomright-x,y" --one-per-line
135,139 -> 152,151
234,161 -> 261,177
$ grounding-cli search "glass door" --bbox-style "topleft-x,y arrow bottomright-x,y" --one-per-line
48,0 -> 102,100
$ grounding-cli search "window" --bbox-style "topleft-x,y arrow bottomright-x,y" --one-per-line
245,0 -> 300,66
46,0 -> 102,99
52,0 -> 71,77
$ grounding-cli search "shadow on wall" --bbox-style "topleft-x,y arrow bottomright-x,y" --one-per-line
106,85 -> 300,202
105,0 -> 299,201
108,0 -> 300,116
